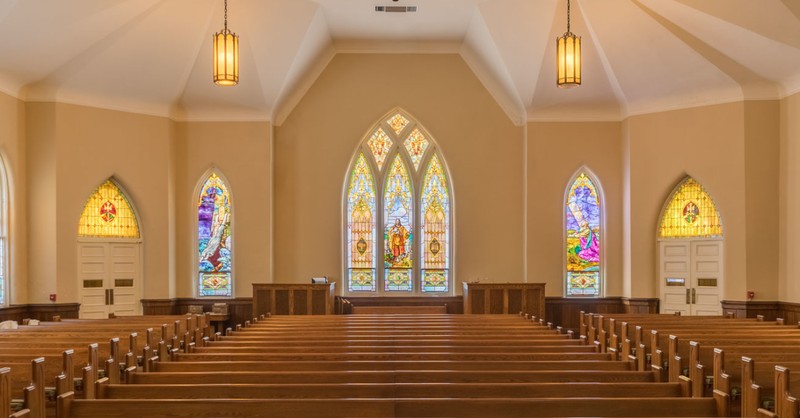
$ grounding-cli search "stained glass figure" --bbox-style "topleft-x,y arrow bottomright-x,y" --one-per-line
78,179 -> 140,238
347,154 -> 377,292
566,173 -> 601,297
198,172 -> 232,297
387,113 -> 410,135
367,128 -> 393,170
384,156 -> 413,291
404,128 -> 430,171
421,155 -> 449,292
659,177 -> 723,238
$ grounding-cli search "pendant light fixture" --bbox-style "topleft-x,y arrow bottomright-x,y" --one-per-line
556,0 -> 581,88
213,0 -> 239,86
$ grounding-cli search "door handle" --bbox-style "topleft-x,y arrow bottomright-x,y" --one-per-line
104,289 -> 109,305
686,289 -> 691,305
109,289 -> 114,305
691,288 -> 696,305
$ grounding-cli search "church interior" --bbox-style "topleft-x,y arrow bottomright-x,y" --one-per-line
0,0 -> 797,325
0,1 -> 798,417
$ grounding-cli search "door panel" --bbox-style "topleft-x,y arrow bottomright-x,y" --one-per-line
78,242 -> 141,318
659,240 -> 722,316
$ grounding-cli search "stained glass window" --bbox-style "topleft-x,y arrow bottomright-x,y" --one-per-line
384,156 -> 413,292
347,154 -> 377,292
387,113 -> 410,135
344,110 -> 452,296
404,128 -> 430,171
566,173 -> 601,297
421,155 -> 449,292
78,179 -> 140,238
659,177 -> 722,238
0,160 -> 7,306
367,128 -> 393,170
198,172 -> 232,297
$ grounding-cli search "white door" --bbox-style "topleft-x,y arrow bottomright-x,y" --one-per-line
659,239 -> 723,315
78,241 -> 142,318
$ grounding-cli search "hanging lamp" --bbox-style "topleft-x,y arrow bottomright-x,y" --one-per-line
556,0 -> 581,88
213,0 -> 239,86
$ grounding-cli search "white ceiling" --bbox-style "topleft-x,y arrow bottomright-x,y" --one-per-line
1,0 -> 798,125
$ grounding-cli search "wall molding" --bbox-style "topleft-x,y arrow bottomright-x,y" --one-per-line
0,303 -> 80,322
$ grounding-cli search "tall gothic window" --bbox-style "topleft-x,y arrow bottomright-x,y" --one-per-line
0,157 -> 8,306
345,110 -> 452,295
565,169 -> 603,297
197,171 -> 233,297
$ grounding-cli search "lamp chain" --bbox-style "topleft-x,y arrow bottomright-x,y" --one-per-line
567,0 -> 571,34
224,0 -> 228,32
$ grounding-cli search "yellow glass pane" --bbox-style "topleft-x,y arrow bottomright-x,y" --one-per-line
386,113 -> 410,135
78,179 -> 140,238
659,177 -> 722,238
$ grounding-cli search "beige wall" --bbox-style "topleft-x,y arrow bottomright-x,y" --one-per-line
175,122 -> 272,298
274,54 -> 524,293
53,104 -> 174,303
0,93 -> 26,304
626,102 -> 749,300
526,122 -> 623,296
743,101 -> 780,301
780,92 -> 800,302
2,57 -> 793,308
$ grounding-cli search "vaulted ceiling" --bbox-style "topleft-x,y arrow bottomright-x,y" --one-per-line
1,0 -> 798,125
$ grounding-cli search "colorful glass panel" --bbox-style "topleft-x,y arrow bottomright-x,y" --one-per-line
78,179 -> 140,238
566,173 -> 601,297
421,155 -> 449,292
386,113 -> 410,135
404,128 -> 430,171
423,270 -> 448,293
567,272 -> 599,296
198,172 -> 232,297
349,269 -> 376,292
385,269 -> 411,292
384,156 -> 413,290
367,128 -> 393,170
347,154 -> 377,292
659,177 -> 723,238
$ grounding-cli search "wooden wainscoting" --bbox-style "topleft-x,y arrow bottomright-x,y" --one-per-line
545,297 -> 659,332
337,296 -> 464,314
141,298 -> 253,329
0,303 -> 80,322
721,300 -> 782,321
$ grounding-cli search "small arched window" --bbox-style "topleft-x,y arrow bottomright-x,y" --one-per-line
344,109 -> 453,295
197,171 -> 233,297
658,176 -> 723,238
78,178 -> 140,239
0,157 -> 9,306
565,169 -> 603,297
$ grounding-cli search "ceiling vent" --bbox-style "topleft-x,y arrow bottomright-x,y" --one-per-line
375,6 -> 417,13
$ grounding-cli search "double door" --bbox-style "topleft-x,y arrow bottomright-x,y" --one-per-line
78,241 -> 142,319
659,240 -> 723,315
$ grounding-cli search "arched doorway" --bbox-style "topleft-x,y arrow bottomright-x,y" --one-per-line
77,178 -> 142,318
657,176 -> 724,315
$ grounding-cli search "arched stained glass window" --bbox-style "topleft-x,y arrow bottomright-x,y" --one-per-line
384,156 -> 413,292
421,154 -> 450,292
565,171 -> 602,297
78,179 -> 140,239
0,158 -> 8,306
347,154 -> 377,292
659,177 -> 722,238
197,172 -> 233,297
345,109 -> 453,295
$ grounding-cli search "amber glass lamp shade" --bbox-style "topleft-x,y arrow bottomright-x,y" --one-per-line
213,29 -> 239,86
557,32 -> 581,88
